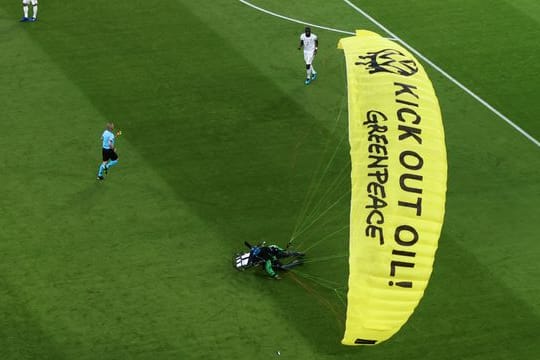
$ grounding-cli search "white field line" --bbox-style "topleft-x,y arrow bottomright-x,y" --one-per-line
342,0 -> 540,147
239,0 -> 539,147
238,0 -> 354,35
238,0 -> 398,40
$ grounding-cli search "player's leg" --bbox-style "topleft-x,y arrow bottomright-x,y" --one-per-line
29,0 -> 38,21
265,260 -> 280,279
97,149 -> 110,180
21,0 -> 29,21
310,51 -> 317,80
106,151 -> 119,171
106,159 -> 119,169
305,64 -> 312,85
304,51 -> 314,84
97,161 -> 107,180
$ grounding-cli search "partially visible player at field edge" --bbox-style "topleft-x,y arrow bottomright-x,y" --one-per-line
97,123 -> 121,181
298,27 -> 318,85
20,0 -> 38,22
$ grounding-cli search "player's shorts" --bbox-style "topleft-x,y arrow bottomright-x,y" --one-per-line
304,50 -> 315,65
23,0 -> 38,5
102,148 -> 118,162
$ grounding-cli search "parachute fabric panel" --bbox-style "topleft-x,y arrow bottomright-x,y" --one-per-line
338,30 -> 447,345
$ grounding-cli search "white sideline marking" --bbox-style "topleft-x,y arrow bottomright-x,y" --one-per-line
239,0 -> 539,147
342,0 -> 540,147
238,0 -> 354,35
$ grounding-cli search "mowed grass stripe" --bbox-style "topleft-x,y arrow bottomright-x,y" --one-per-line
0,0 -> 539,359
348,0 -> 540,139
0,7 -> 226,358
196,1 -> 540,358
338,0 -> 540,313
505,0 -> 540,22
0,1 -> 352,359
211,0 -> 540,311
342,0 -> 539,147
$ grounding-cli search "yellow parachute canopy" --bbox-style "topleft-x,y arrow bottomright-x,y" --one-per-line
338,30 -> 447,345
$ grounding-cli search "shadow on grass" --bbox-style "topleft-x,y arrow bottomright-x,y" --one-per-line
9,0 -> 539,358
0,276 -> 66,360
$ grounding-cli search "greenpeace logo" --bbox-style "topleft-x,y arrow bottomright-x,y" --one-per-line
355,48 -> 418,76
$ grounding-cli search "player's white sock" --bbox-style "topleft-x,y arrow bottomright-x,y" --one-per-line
307,68 -> 312,79
32,5 -> 38,18
23,5 -> 29,18
311,66 -> 317,74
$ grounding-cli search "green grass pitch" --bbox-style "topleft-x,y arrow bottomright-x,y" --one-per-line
0,0 -> 539,359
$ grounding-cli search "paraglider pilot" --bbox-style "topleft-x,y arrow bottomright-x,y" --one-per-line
247,242 -> 304,279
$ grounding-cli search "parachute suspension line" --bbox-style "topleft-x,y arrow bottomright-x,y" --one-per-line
288,272 -> 345,327
290,128 -> 346,243
289,95 -> 348,244
291,269 -> 346,291
297,253 -> 348,264
291,270 -> 348,310
292,271 -> 345,292
295,213 -> 349,251
293,175 -> 349,247
290,164 -> 327,245
290,188 -> 351,243
334,288 -> 347,307
300,224 -> 350,252
292,160 -> 349,246
295,161 -> 350,235
296,131 -> 348,227
290,96 -> 346,237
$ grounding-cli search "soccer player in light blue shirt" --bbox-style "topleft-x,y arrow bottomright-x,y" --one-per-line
97,122 -> 121,180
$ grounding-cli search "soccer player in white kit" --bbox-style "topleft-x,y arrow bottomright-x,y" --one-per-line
20,0 -> 38,22
298,27 -> 318,85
